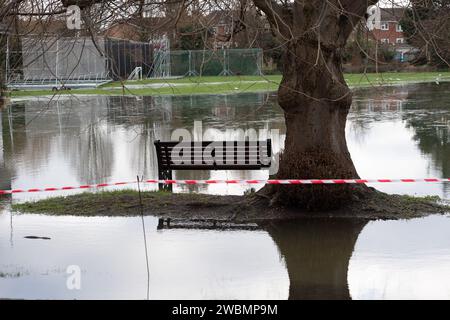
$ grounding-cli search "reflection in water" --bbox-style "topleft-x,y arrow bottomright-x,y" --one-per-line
401,86 -> 450,195
67,124 -> 114,184
1,84 -> 450,299
2,206 -> 450,299
0,212 -> 289,300
349,83 -> 450,198
265,219 -> 367,300
2,84 -> 450,197
349,215 -> 450,299
1,93 -> 285,197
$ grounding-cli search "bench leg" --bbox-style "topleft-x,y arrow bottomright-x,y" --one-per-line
157,218 -> 164,230
158,169 -> 173,192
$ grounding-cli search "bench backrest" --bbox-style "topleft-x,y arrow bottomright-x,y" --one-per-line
154,140 -> 272,170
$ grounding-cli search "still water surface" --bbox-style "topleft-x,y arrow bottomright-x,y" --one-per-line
1,83 -> 450,299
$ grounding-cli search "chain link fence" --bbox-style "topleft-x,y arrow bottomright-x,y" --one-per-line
169,48 -> 263,77
6,36 -> 263,88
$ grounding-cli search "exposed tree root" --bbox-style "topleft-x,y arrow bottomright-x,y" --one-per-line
249,187 -> 447,220
265,146 -> 366,210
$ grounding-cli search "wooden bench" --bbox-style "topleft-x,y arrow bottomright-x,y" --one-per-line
154,139 -> 272,190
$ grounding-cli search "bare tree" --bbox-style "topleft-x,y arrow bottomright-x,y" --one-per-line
250,1 -> 378,210
4,0 -> 380,209
3,0 -> 404,210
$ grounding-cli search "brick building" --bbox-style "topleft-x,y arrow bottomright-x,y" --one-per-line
370,7 -> 417,61
371,8 -> 406,45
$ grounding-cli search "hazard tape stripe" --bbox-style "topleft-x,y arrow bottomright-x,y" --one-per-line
1,178 -> 449,194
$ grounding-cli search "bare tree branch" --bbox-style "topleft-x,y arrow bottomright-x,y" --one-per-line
253,0 -> 292,39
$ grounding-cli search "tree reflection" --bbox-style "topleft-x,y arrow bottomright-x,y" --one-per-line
400,83 -> 450,196
70,124 -> 114,184
264,218 -> 367,300
349,83 -> 450,197
106,95 -> 173,180
0,103 -> 27,190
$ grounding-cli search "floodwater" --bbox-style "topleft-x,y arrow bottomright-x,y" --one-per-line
0,82 -> 450,299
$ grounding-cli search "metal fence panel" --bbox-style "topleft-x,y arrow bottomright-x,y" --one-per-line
21,37 -> 108,81
13,39 -> 261,84
169,48 -> 262,77
105,38 -> 153,80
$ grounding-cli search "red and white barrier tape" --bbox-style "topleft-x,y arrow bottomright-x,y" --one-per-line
1,178 -> 450,194
0,181 -> 137,194
145,178 -> 450,185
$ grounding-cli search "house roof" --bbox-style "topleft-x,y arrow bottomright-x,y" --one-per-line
380,7 -> 406,22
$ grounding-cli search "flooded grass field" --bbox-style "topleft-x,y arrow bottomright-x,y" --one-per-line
1,82 -> 450,299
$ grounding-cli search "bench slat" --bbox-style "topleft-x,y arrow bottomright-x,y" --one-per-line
154,139 -> 272,172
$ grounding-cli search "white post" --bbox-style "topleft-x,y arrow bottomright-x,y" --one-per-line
55,39 -> 59,86
5,35 -> 10,83
259,49 -> 263,75
167,44 -> 171,78
189,50 -> 192,75
224,49 -> 227,75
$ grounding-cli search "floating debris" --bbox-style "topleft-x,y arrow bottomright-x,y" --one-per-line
24,236 -> 51,240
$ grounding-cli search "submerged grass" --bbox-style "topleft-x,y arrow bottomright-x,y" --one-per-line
10,71 -> 450,98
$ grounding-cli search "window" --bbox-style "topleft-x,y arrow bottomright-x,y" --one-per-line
396,24 -> 403,32
396,38 -> 404,44
381,22 -> 389,30
381,38 -> 389,44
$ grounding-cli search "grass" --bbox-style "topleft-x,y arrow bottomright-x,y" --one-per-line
11,187 -> 449,220
401,195 -> 441,203
100,75 -> 280,87
12,189 -> 171,216
10,71 -> 450,98
11,189 -> 236,217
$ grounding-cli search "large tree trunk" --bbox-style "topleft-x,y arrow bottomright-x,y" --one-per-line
269,41 -> 362,210
253,0 -> 377,210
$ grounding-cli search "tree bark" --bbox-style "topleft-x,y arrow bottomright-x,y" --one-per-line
270,40 -> 361,210
253,0 -> 378,210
